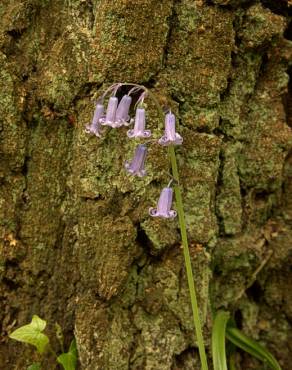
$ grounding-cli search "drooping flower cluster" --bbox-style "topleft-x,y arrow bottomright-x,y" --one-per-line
85,83 -> 183,219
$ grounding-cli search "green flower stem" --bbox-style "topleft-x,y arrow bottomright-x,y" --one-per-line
229,353 -> 237,370
168,146 -> 208,370
141,86 -> 209,370
103,83 -> 209,369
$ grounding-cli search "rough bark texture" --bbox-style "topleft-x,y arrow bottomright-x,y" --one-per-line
0,0 -> 292,369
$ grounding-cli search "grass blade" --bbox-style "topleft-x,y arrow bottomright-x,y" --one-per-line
212,311 -> 230,370
226,326 -> 281,370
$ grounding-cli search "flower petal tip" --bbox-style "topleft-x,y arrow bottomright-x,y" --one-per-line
85,125 -> 101,137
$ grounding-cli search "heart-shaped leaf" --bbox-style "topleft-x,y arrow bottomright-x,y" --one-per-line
9,315 -> 49,354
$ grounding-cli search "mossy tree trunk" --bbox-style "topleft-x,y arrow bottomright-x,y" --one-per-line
1,0 -> 292,369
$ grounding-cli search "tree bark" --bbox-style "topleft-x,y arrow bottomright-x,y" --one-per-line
0,0 -> 292,369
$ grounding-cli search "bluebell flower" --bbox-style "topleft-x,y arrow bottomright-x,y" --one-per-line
125,144 -> 147,177
85,103 -> 104,137
149,187 -> 177,218
158,112 -> 183,146
100,97 -> 119,128
115,95 -> 132,126
127,108 -> 151,139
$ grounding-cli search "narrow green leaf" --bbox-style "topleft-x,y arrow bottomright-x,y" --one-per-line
228,353 -> 237,370
212,310 -> 230,370
69,338 -> 77,354
226,326 -> 281,370
57,339 -> 77,370
9,315 -> 49,354
27,363 -> 41,370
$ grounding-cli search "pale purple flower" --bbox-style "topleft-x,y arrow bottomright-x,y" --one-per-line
127,108 -> 151,139
115,95 -> 132,126
149,187 -> 177,218
100,97 -> 119,127
125,144 -> 147,177
85,103 -> 104,137
158,112 -> 183,146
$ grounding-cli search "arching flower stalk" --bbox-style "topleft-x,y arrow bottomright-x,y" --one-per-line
85,82 -> 209,370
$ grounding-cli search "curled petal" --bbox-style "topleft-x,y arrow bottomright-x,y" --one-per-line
149,207 -> 158,217
158,133 -> 183,146
168,210 -> 177,218
127,129 -> 151,139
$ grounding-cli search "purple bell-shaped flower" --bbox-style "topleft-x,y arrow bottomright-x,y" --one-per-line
149,187 -> 177,219
85,103 -> 104,137
100,97 -> 119,127
158,112 -> 183,146
125,144 -> 147,177
127,108 -> 151,138
115,95 -> 132,126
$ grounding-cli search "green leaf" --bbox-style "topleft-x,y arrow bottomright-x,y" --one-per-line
9,315 -> 49,354
226,326 -> 281,370
228,353 -> 237,370
212,310 -> 230,370
27,363 -> 41,370
57,339 -> 77,370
